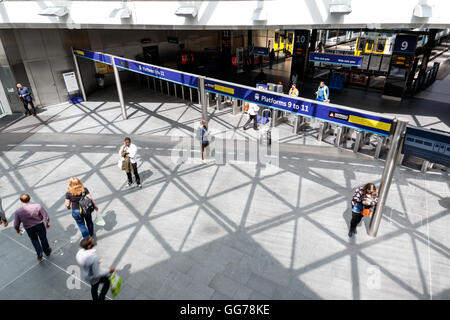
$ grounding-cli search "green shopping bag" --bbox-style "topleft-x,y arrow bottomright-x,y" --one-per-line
109,272 -> 123,297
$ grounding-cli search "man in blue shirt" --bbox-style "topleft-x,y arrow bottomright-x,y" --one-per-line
315,81 -> 330,103
17,83 -> 37,116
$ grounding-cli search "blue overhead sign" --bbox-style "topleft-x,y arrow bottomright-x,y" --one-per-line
252,46 -> 269,56
309,53 -> 362,66
205,78 -> 392,135
113,57 -> 199,88
73,48 -> 112,65
402,127 -> 450,167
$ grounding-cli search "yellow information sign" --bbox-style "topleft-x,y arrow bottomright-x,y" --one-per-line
214,84 -> 234,95
348,115 -> 391,132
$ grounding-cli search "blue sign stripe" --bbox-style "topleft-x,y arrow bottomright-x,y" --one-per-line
309,52 -> 362,66
205,79 -> 392,136
113,57 -> 198,89
73,48 -> 112,65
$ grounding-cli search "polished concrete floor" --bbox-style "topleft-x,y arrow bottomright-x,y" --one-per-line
0,79 -> 449,300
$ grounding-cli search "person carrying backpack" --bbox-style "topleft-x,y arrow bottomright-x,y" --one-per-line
65,177 -> 98,240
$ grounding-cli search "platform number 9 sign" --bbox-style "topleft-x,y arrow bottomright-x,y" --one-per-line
401,41 -> 408,51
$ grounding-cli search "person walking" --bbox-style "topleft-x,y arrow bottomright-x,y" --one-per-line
119,137 -> 142,189
13,194 -> 52,261
16,83 -> 37,117
0,196 -> 7,227
76,237 -> 115,300
291,72 -> 298,86
198,120 -> 210,163
316,41 -> 325,53
65,177 -> 98,240
243,102 -> 260,131
315,81 -> 330,103
269,48 -> 275,69
289,83 -> 299,97
348,183 -> 378,237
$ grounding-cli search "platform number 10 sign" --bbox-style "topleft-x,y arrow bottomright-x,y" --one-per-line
296,35 -> 306,44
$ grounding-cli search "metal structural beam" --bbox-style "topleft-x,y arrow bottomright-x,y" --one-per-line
368,119 -> 409,237
112,56 -> 127,120
199,77 -> 208,124
71,48 -> 87,102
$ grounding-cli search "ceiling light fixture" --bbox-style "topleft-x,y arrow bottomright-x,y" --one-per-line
175,7 -> 198,18
39,6 -> 69,17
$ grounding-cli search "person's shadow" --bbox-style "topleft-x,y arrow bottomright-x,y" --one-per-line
342,203 -> 373,236
138,170 -> 153,184
101,210 -> 117,232
342,203 -> 353,232
119,263 -> 132,281
65,224 -> 78,238
438,197 -> 449,211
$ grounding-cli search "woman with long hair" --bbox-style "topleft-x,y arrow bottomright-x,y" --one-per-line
349,183 -> 378,237
65,177 -> 98,240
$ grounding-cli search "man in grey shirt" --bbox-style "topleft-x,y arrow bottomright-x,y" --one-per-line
76,237 -> 115,300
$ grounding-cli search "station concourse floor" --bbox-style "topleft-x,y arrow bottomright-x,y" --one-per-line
0,82 -> 449,300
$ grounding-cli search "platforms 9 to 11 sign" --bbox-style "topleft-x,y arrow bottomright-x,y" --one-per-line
204,78 -> 393,136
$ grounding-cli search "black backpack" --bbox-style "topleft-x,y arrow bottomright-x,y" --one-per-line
79,192 -> 95,215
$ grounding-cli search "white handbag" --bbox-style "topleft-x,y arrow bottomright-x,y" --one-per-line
117,158 -> 123,169
93,211 -> 106,226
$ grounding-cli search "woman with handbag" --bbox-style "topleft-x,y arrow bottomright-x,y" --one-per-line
65,177 -> 98,240
348,183 -> 378,237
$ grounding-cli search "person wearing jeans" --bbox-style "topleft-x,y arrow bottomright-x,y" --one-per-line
119,137 -> 141,188
65,177 -> 98,240
13,194 -> 52,261
76,237 -> 115,300
17,83 -> 37,117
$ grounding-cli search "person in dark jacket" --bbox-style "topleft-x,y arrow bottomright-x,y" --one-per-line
269,48 -> 275,69
17,83 -> 36,117
348,183 -> 378,237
